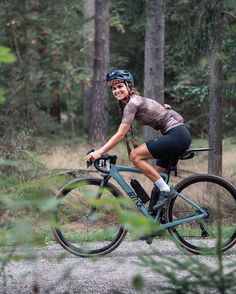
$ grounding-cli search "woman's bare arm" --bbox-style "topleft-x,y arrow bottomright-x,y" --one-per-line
84,124 -> 130,162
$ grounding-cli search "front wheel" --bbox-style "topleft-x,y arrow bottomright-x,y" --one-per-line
166,174 -> 236,254
51,177 -> 127,257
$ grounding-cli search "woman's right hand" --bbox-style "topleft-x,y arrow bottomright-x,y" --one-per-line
84,150 -> 102,163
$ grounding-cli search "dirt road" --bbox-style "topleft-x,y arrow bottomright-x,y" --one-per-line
3,240 -> 236,294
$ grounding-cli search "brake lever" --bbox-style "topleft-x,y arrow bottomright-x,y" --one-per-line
86,149 -> 94,168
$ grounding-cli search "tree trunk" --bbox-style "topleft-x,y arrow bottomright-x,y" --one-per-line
88,0 -> 109,145
50,90 -> 61,122
83,0 -> 95,132
143,0 -> 165,141
208,1 -> 223,176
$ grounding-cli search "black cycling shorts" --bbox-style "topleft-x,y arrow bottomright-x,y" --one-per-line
145,124 -> 192,169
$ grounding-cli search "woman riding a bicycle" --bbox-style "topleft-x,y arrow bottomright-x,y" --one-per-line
85,69 -> 192,209
53,70 -> 235,257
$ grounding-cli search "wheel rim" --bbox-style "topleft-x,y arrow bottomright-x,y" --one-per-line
167,175 -> 236,253
52,179 -> 126,256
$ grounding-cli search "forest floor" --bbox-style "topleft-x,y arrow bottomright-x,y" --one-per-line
3,240 -> 236,294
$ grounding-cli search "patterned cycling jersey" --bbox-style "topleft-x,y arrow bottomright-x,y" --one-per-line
121,95 -> 184,134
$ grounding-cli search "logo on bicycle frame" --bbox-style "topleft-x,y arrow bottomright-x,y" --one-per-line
127,191 -> 143,208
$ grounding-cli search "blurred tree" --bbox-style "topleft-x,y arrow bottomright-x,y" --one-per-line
143,0 -> 165,141
208,0 -> 224,176
82,0 -> 95,132
88,0 -> 110,145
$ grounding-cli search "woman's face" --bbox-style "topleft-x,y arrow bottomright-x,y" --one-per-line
111,82 -> 129,100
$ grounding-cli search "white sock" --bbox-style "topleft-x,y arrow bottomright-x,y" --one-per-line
154,178 -> 170,192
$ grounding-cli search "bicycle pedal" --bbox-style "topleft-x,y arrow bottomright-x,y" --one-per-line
145,236 -> 154,244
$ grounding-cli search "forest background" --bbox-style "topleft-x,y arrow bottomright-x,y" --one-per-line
0,0 -> 235,175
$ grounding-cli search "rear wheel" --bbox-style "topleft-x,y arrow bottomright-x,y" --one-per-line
166,174 -> 236,254
51,177 -> 127,257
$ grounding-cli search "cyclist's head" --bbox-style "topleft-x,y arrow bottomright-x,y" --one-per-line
106,70 -> 134,88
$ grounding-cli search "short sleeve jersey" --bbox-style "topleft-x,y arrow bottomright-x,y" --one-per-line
121,95 -> 184,134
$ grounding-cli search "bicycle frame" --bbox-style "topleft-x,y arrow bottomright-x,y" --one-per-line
107,163 -> 208,229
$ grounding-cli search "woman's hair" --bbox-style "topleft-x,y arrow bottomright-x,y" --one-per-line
117,99 -> 138,155
126,81 -> 139,96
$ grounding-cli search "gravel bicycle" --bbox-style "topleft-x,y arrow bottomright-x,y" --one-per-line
51,148 -> 236,257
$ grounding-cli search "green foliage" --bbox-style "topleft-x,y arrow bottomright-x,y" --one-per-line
0,46 -> 16,103
132,274 -> 144,291
119,210 -> 161,237
165,79 -> 210,136
0,88 -> 5,104
138,251 -> 236,293
0,46 -> 16,63
0,130 -> 50,180
0,0 -> 84,139
0,166 -> 71,249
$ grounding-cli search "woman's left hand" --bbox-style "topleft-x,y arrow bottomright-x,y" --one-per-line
84,150 -> 102,163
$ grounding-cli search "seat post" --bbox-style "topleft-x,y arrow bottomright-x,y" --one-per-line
167,155 -> 179,178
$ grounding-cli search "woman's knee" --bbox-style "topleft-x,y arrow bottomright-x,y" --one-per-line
130,144 -> 152,165
130,149 -> 139,164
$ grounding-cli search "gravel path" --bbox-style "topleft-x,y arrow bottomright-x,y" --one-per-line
2,240 -> 236,294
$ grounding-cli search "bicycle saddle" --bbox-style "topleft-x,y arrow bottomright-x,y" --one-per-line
179,147 -> 212,160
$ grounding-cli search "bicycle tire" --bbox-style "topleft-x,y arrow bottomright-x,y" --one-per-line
51,177 -> 127,257
166,174 -> 236,254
